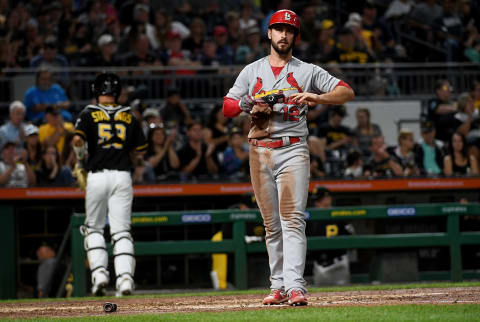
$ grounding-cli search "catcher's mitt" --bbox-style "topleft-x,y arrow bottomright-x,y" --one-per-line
250,103 -> 271,129
73,163 -> 88,191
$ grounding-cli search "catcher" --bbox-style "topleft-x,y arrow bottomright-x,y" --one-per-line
72,72 -> 147,296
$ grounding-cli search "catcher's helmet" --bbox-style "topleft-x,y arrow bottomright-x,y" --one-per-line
91,72 -> 121,100
268,9 -> 300,34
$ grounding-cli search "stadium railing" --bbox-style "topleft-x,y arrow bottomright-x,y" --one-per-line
69,202 -> 480,297
2,62 -> 479,106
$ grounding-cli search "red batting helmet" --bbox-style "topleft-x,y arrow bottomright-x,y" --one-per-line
268,9 -> 300,34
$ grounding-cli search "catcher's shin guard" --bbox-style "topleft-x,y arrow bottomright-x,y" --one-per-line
111,230 -> 135,293
80,226 -> 110,293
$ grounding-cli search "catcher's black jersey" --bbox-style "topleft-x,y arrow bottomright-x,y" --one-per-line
74,104 -> 147,172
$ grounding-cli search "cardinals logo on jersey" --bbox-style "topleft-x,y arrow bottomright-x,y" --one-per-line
252,77 -> 265,96
287,73 -> 302,93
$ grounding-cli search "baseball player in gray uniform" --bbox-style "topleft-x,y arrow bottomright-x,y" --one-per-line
223,9 -> 354,306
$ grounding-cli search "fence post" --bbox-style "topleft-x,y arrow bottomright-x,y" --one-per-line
71,216 -> 87,297
0,205 -> 15,299
447,212 -> 462,282
233,220 -> 248,290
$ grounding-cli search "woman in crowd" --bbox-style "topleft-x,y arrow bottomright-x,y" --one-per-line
144,123 -> 180,181
204,104 -> 231,161
389,128 -> 419,177
353,108 -> 382,160
221,127 -> 249,179
443,132 -> 479,176
35,144 -> 74,186
24,124 -> 42,171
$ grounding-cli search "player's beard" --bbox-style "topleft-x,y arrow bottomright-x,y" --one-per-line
271,38 -> 294,56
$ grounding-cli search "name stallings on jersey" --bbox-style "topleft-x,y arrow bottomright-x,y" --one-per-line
91,110 -> 132,124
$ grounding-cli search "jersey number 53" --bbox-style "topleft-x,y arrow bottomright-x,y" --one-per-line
98,123 -> 126,149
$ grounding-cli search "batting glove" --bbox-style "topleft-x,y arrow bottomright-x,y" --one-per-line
239,95 -> 256,113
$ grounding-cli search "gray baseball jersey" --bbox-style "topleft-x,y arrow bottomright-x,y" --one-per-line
226,56 -> 340,139
225,56 -> 342,295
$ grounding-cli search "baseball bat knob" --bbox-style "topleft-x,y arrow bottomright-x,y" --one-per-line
103,302 -> 117,313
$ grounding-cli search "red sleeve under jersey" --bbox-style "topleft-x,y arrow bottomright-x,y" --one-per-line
335,80 -> 352,90
223,97 -> 242,118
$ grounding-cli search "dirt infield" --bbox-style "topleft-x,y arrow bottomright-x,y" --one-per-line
1,287 -> 480,319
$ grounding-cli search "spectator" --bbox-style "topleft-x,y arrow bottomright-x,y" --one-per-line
366,135 -> 403,177
408,0 -> 443,41
129,3 -> 158,50
151,9 -> 171,50
344,150 -> 364,177
388,128 -> 420,176
142,107 -> 162,136
198,37 -> 220,66
24,68 -> 72,123
200,3 -> 225,34
225,10 -> 242,53
178,121 -> 219,180
414,120 -> 445,176
221,126 -> 249,179
352,107 -> 382,161
0,35 -> 19,70
144,123 -> 180,182
298,5 -> 319,46
36,244 -> 57,298
425,79 -> 457,143
0,141 -> 35,187
384,0 -> 414,21
38,105 -> 74,155
463,22 -> 480,63
383,0 -> 414,44
182,17 -> 207,59
443,132 -> 478,176
314,105 -> 354,176
121,33 -> 162,69
452,92 -> 475,138
119,0 -> 154,30
235,25 -> 265,64
0,101 -> 27,150
327,27 -> 373,64
92,34 -> 119,67
344,12 -> 376,60
308,187 -> 352,286
304,20 -> 336,64
160,88 -> 193,132
213,25 -> 234,65
159,30 -> 198,71
15,18 -> 42,67
63,20 -> 94,67
361,0 -> 396,60
24,124 -> 42,171
35,144 -> 73,186
30,35 -> 68,69
433,0 -> 463,62
238,2 -> 258,33
204,104 -> 231,159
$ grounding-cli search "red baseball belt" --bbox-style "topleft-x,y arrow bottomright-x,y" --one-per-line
248,137 -> 300,149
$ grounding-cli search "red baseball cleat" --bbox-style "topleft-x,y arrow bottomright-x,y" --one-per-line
288,289 -> 308,306
263,289 -> 288,305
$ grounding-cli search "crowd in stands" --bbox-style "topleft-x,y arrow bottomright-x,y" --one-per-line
0,0 -> 480,187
